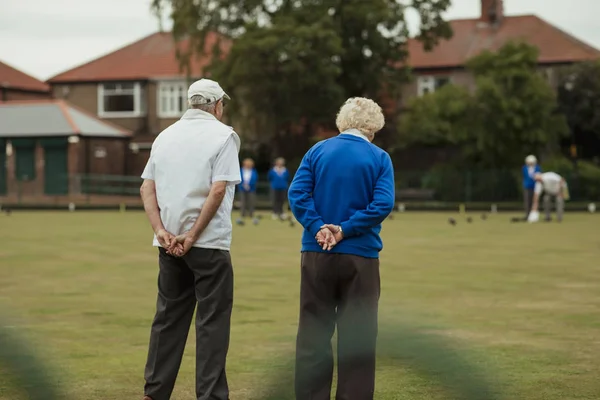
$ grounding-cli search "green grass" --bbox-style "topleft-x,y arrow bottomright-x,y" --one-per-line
1,211 -> 599,399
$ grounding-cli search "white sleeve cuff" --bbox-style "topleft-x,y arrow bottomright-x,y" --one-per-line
213,175 -> 241,185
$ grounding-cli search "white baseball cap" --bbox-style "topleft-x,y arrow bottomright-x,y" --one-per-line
187,78 -> 230,103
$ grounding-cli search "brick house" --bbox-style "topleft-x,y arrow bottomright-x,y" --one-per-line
402,0 -> 600,103
0,100 -> 131,203
0,60 -> 51,102
47,32 -> 227,176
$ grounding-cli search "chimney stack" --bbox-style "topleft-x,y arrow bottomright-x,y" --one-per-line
481,0 -> 504,25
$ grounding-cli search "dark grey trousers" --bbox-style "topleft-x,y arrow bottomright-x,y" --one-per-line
523,188 -> 534,218
144,247 -> 233,400
272,189 -> 287,215
295,252 -> 380,400
240,191 -> 256,218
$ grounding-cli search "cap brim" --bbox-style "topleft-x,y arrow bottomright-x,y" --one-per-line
223,92 -> 231,100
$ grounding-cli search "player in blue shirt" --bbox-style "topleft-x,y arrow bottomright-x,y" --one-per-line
268,157 -> 290,220
237,158 -> 259,225
522,155 -> 542,219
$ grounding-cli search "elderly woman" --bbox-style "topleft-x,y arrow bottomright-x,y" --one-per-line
288,97 -> 395,400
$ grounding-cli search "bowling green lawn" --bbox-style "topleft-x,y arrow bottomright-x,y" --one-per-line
0,211 -> 599,400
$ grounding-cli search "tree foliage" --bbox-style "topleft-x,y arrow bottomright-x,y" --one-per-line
399,83 -> 473,146
556,60 -> 600,160
152,0 -> 453,157
399,41 -> 569,167
557,60 -> 600,136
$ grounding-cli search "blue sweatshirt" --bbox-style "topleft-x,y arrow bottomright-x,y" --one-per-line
239,167 -> 258,192
268,167 -> 289,190
288,133 -> 395,259
522,164 -> 541,189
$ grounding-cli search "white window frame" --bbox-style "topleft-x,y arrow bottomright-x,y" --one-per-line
97,82 -> 146,118
417,76 -> 451,97
417,76 -> 436,96
157,81 -> 188,118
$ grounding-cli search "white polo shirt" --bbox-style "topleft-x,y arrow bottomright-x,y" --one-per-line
141,109 -> 241,250
534,172 -> 563,196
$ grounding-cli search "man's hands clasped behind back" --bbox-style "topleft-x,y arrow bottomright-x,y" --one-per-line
156,228 -> 196,257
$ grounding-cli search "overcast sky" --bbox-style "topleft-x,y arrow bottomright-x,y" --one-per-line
1,0 -> 599,81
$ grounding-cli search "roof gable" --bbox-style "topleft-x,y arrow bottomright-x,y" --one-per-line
48,31 -> 228,83
0,60 -> 50,92
407,15 -> 600,69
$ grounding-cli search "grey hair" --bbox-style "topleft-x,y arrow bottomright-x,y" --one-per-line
189,95 -> 217,113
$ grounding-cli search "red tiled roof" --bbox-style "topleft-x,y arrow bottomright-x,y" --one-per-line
0,60 -> 50,92
407,15 -> 600,69
48,14 -> 600,82
48,31 -> 229,83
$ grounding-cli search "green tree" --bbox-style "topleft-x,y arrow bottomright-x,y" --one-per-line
152,0 -> 453,158
399,41 -> 568,168
467,42 -> 568,167
399,83 -> 474,146
210,17 -> 346,159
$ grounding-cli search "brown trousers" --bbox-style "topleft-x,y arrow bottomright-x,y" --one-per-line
295,252 -> 380,400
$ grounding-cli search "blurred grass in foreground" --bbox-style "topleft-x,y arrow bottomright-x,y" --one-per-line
0,211 -> 599,399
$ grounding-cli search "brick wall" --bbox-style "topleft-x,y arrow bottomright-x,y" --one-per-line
81,138 -> 129,176
0,136 -> 131,204
52,83 -> 149,135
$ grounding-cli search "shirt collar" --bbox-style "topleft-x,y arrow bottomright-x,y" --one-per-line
181,108 -> 217,121
340,128 -> 370,142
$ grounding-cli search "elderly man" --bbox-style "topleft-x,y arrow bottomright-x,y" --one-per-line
288,97 -> 395,400
522,155 -> 542,219
528,172 -> 569,223
139,79 -> 241,400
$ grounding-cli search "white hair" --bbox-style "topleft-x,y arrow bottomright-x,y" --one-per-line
525,155 -> 537,165
336,97 -> 385,139
189,95 -> 217,113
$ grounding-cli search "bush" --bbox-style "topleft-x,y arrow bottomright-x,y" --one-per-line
577,161 -> 600,201
541,156 -> 575,176
421,167 -> 466,202
421,166 -> 520,202
542,156 -> 600,201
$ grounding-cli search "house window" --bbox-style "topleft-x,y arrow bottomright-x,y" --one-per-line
417,76 -> 451,96
158,82 -> 187,118
542,68 -> 554,85
98,82 -> 145,118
